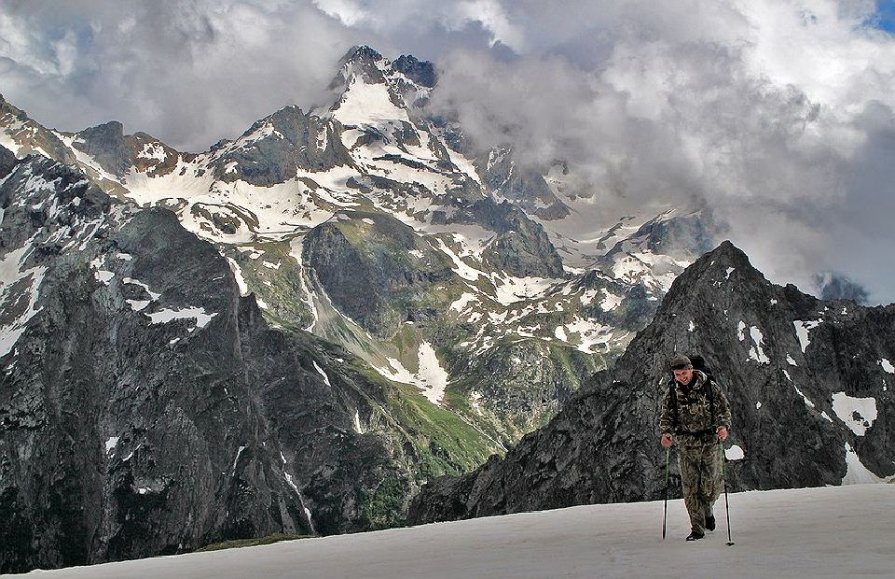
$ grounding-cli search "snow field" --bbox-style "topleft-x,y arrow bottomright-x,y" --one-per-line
27,485 -> 895,579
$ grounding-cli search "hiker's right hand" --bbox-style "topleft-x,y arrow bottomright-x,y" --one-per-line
660,434 -> 673,448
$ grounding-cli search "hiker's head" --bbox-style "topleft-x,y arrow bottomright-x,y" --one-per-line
669,355 -> 694,384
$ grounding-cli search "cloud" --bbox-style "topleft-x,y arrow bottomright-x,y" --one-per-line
0,0 -> 364,151
424,0 -> 895,303
1,0 -> 894,302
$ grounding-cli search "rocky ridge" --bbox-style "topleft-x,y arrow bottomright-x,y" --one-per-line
408,241 -> 895,523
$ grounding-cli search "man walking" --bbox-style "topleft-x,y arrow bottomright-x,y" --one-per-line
659,354 -> 732,541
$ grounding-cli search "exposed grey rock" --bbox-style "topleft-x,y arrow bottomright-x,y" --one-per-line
601,209 -> 717,264
209,106 -> 354,185
73,121 -> 131,178
473,200 -> 565,278
0,97 -> 77,166
0,200 -> 315,572
392,55 -> 437,88
0,144 -> 15,177
478,149 -> 571,220
332,46 -> 390,89
409,241 -> 895,523
448,337 -> 599,445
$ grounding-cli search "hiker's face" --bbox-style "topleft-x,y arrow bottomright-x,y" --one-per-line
673,368 -> 694,384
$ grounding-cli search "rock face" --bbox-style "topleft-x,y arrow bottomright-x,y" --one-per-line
73,121 -> 131,178
0,162 -> 314,570
0,155 -> 497,573
408,241 -> 895,523
479,149 -> 571,220
209,106 -> 354,185
302,210 -> 455,338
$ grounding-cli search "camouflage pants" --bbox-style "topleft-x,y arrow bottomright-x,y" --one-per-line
678,440 -> 722,534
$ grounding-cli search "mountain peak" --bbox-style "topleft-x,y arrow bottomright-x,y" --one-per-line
393,54 -> 437,88
672,240 -> 758,287
328,45 -> 390,94
341,45 -> 385,65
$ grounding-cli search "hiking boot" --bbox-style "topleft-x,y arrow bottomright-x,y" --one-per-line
705,515 -> 716,531
685,531 -> 705,541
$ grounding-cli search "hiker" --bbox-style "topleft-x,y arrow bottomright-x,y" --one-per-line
659,354 -> 732,541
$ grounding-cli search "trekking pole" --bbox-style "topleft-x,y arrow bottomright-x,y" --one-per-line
719,440 -> 734,546
662,446 -> 670,540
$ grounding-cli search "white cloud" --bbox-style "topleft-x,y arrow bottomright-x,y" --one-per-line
2,0 -> 895,301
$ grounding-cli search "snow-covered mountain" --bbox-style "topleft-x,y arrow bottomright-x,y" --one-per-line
0,47 -> 712,447
0,46 -> 761,572
20,485 -> 895,578
410,241 -> 895,524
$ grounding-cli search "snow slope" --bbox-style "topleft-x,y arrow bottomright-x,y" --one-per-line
25,485 -> 894,578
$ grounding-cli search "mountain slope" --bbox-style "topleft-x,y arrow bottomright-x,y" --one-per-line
0,149 -> 498,572
409,241 -> 894,523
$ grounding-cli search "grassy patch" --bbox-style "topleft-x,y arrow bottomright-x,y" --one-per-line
196,533 -> 313,552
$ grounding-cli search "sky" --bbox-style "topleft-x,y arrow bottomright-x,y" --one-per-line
22,485 -> 895,578
1,0 -> 895,303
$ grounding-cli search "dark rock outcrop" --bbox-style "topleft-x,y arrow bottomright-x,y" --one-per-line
393,55 -> 437,88
73,121 -> 131,178
210,106 -> 354,185
409,241 -> 895,523
0,144 -> 16,177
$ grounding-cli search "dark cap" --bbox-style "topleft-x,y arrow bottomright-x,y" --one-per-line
669,354 -> 693,370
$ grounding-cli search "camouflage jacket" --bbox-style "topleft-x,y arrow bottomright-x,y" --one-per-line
659,370 -> 732,440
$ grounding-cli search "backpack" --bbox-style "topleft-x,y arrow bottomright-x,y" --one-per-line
667,354 -> 716,431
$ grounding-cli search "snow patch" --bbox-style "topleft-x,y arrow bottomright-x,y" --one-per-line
353,410 -> 364,434
0,245 -> 48,357
842,443 -> 885,485
147,307 -> 217,330
39,485 -> 895,578
226,257 -> 249,296
435,238 -> 482,281
449,292 -> 478,313
881,359 -> 894,374
792,383 -> 816,409
794,320 -> 821,353
105,437 -> 120,454
230,445 -> 247,478
416,342 -> 449,404
313,360 -> 333,388
747,326 -> 770,364
491,275 -> 555,306
831,392 -> 877,436
599,290 -> 623,311
375,343 -> 450,405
